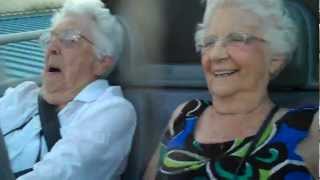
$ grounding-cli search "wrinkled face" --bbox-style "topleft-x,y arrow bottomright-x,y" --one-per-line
201,7 -> 276,98
42,15 -> 103,101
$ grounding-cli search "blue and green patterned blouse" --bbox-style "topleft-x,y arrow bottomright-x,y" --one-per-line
156,99 -> 317,180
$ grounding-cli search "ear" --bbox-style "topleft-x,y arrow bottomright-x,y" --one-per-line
269,54 -> 287,79
93,56 -> 114,76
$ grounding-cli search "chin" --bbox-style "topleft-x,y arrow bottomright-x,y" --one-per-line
209,86 -> 238,98
43,78 -> 64,91
41,87 -> 68,107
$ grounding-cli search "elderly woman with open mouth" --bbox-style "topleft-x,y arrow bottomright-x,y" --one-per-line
0,0 -> 136,179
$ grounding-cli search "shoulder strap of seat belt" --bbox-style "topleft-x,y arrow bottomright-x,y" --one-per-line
13,96 -> 61,178
38,95 -> 61,151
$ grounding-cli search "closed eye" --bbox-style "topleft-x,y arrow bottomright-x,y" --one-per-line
203,36 -> 218,48
226,33 -> 247,43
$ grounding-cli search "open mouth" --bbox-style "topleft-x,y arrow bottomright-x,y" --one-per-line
47,66 -> 62,73
214,70 -> 239,78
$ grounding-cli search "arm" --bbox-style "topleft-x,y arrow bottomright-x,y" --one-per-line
143,102 -> 187,180
143,145 -> 160,180
0,81 -> 38,132
18,98 -> 137,180
297,110 -> 319,178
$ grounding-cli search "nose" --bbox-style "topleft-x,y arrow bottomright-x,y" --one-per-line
207,42 -> 229,63
46,38 -> 61,56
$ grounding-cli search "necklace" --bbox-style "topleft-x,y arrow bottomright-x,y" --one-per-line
233,105 -> 279,179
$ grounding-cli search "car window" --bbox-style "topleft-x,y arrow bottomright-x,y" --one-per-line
0,2 -> 61,81
158,0 -> 204,64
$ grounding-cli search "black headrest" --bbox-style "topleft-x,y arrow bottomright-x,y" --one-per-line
270,0 -> 318,89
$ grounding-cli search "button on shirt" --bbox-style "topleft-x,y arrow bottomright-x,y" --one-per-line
0,80 -> 137,180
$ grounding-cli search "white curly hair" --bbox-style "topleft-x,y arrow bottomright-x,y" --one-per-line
195,0 -> 298,61
51,0 -> 124,63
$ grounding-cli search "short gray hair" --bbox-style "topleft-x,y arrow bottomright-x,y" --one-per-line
51,0 -> 124,63
195,0 -> 298,60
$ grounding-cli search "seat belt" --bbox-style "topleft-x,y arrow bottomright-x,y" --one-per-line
14,96 -> 61,178
38,95 -> 61,151
0,129 -> 15,180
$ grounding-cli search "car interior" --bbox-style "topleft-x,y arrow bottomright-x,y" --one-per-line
0,0 -> 318,180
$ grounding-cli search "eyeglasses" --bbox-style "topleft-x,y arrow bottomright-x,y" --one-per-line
199,32 -> 266,53
39,29 -> 94,49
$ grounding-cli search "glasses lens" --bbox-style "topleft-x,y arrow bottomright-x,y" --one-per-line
225,33 -> 247,45
200,32 -> 265,53
59,30 -> 81,47
203,36 -> 218,49
38,30 -> 82,49
39,29 -> 92,49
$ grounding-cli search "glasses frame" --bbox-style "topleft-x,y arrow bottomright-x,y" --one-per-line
39,29 -> 94,49
199,32 -> 266,53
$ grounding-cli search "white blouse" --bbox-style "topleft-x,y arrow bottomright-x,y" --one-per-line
0,80 -> 137,180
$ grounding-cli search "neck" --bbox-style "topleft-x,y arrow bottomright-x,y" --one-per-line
206,93 -> 274,138
195,91 -> 276,141
41,83 -> 86,110
212,90 -> 273,116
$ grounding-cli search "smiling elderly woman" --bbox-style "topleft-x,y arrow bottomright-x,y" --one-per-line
144,0 -> 318,179
0,0 -> 136,180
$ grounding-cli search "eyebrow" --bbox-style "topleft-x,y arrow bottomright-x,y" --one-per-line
50,28 -> 73,34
